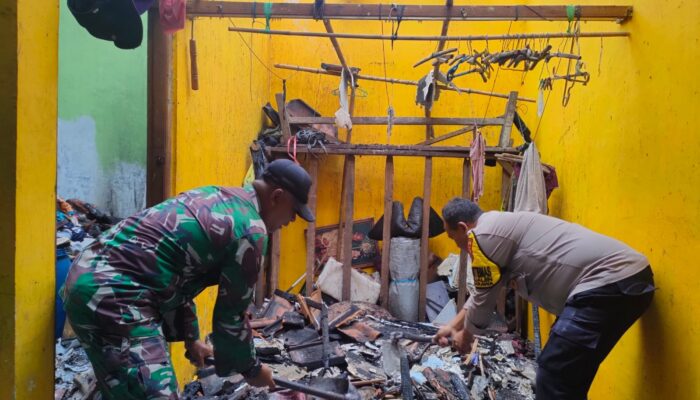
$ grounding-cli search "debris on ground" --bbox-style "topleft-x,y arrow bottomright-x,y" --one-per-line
55,339 -> 98,400
181,292 -> 538,399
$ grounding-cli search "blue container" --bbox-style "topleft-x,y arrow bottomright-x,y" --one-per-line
55,246 -> 72,339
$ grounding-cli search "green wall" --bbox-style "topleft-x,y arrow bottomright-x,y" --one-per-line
57,1 -> 148,217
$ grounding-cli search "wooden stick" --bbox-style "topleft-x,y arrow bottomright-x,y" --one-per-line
418,157 -> 432,322
414,47 -> 458,68
427,0 -> 453,111
305,158 -> 319,295
341,156 -> 355,301
457,159 -> 470,309
267,144 -> 517,158
287,116 -> 505,126
191,2 -> 634,22
416,126 -> 475,146
380,156 -> 394,308
498,91 -> 519,147
275,93 -> 292,143
274,64 -> 536,103
270,230 -> 281,297
323,19 -> 356,301
229,26 -> 631,41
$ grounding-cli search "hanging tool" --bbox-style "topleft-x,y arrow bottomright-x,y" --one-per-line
189,19 -> 199,90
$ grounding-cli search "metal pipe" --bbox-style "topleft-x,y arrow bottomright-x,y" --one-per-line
230,27 -> 630,41
273,377 -> 349,400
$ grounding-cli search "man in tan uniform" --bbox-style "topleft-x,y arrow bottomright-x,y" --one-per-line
434,198 -> 654,400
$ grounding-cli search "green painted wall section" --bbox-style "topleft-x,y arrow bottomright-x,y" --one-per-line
58,1 -> 147,169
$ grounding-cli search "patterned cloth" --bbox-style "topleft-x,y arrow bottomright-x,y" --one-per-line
62,185 -> 268,398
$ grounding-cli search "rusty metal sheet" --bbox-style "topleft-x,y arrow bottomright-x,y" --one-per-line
337,322 -> 381,343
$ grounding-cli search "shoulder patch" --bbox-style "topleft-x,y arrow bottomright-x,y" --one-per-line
468,232 -> 502,288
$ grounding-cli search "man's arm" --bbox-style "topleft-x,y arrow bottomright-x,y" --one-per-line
162,300 -> 200,342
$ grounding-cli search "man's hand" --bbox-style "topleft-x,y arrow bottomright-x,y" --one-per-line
244,364 -> 275,389
452,329 -> 474,355
434,325 -> 456,347
184,339 -> 214,368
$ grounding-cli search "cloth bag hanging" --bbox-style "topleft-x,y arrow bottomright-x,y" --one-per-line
514,142 -> 548,213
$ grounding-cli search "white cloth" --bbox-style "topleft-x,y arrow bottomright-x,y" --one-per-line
513,142 -> 548,214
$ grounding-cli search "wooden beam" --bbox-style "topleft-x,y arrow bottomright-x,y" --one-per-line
498,91 -> 519,147
268,144 -> 517,158
287,116 -> 505,126
255,256 -> 267,307
305,158 -> 319,295
275,93 -> 292,143
341,156 -> 355,301
274,64 -> 537,103
418,157 -> 432,322
147,11 -> 173,205
229,26 -> 632,41
322,19 -> 356,301
269,230 -> 281,297
380,156 -> 394,308
457,159 -> 470,309
416,126 -> 475,146
190,2 -> 633,22
428,0 -> 453,112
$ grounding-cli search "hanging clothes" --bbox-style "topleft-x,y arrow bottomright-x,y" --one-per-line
159,0 -> 186,34
334,69 -> 353,129
470,129 -> 486,203
513,142 -> 548,214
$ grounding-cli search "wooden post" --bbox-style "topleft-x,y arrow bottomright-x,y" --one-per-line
498,91 -> 519,147
457,159 -> 470,309
269,231 -> 281,297
147,10 -> 173,206
255,255 -> 267,307
418,157 -> 432,322
275,93 -> 292,143
380,156 -> 394,308
323,19 -> 357,301
341,157 -> 355,300
305,158 -> 319,295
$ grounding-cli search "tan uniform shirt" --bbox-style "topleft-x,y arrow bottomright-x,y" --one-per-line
464,211 -> 648,333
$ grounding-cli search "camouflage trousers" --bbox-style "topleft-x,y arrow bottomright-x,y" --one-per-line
63,275 -> 179,399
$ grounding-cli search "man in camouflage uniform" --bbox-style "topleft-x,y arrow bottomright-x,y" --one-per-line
62,159 -> 315,399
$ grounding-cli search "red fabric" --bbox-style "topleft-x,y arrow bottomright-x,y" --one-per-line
159,0 -> 185,34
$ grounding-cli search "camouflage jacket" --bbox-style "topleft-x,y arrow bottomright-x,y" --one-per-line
67,185 -> 268,376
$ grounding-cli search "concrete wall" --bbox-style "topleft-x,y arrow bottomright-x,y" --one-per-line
57,1 -> 147,218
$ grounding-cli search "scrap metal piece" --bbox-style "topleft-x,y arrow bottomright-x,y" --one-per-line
288,341 -> 346,370
400,349 -> 414,400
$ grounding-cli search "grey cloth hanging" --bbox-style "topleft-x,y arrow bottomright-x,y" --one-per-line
513,142 -> 548,214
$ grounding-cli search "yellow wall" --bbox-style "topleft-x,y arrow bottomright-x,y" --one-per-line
172,1 -> 699,398
0,0 -> 59,398
170,11 -> 273,381
517,1 -> 700,398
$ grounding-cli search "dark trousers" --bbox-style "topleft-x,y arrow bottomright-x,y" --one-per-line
536,266 -> 655,400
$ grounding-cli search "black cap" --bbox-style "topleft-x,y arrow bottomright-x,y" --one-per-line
263,159 -> 315,222
68,0 -> 143,50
